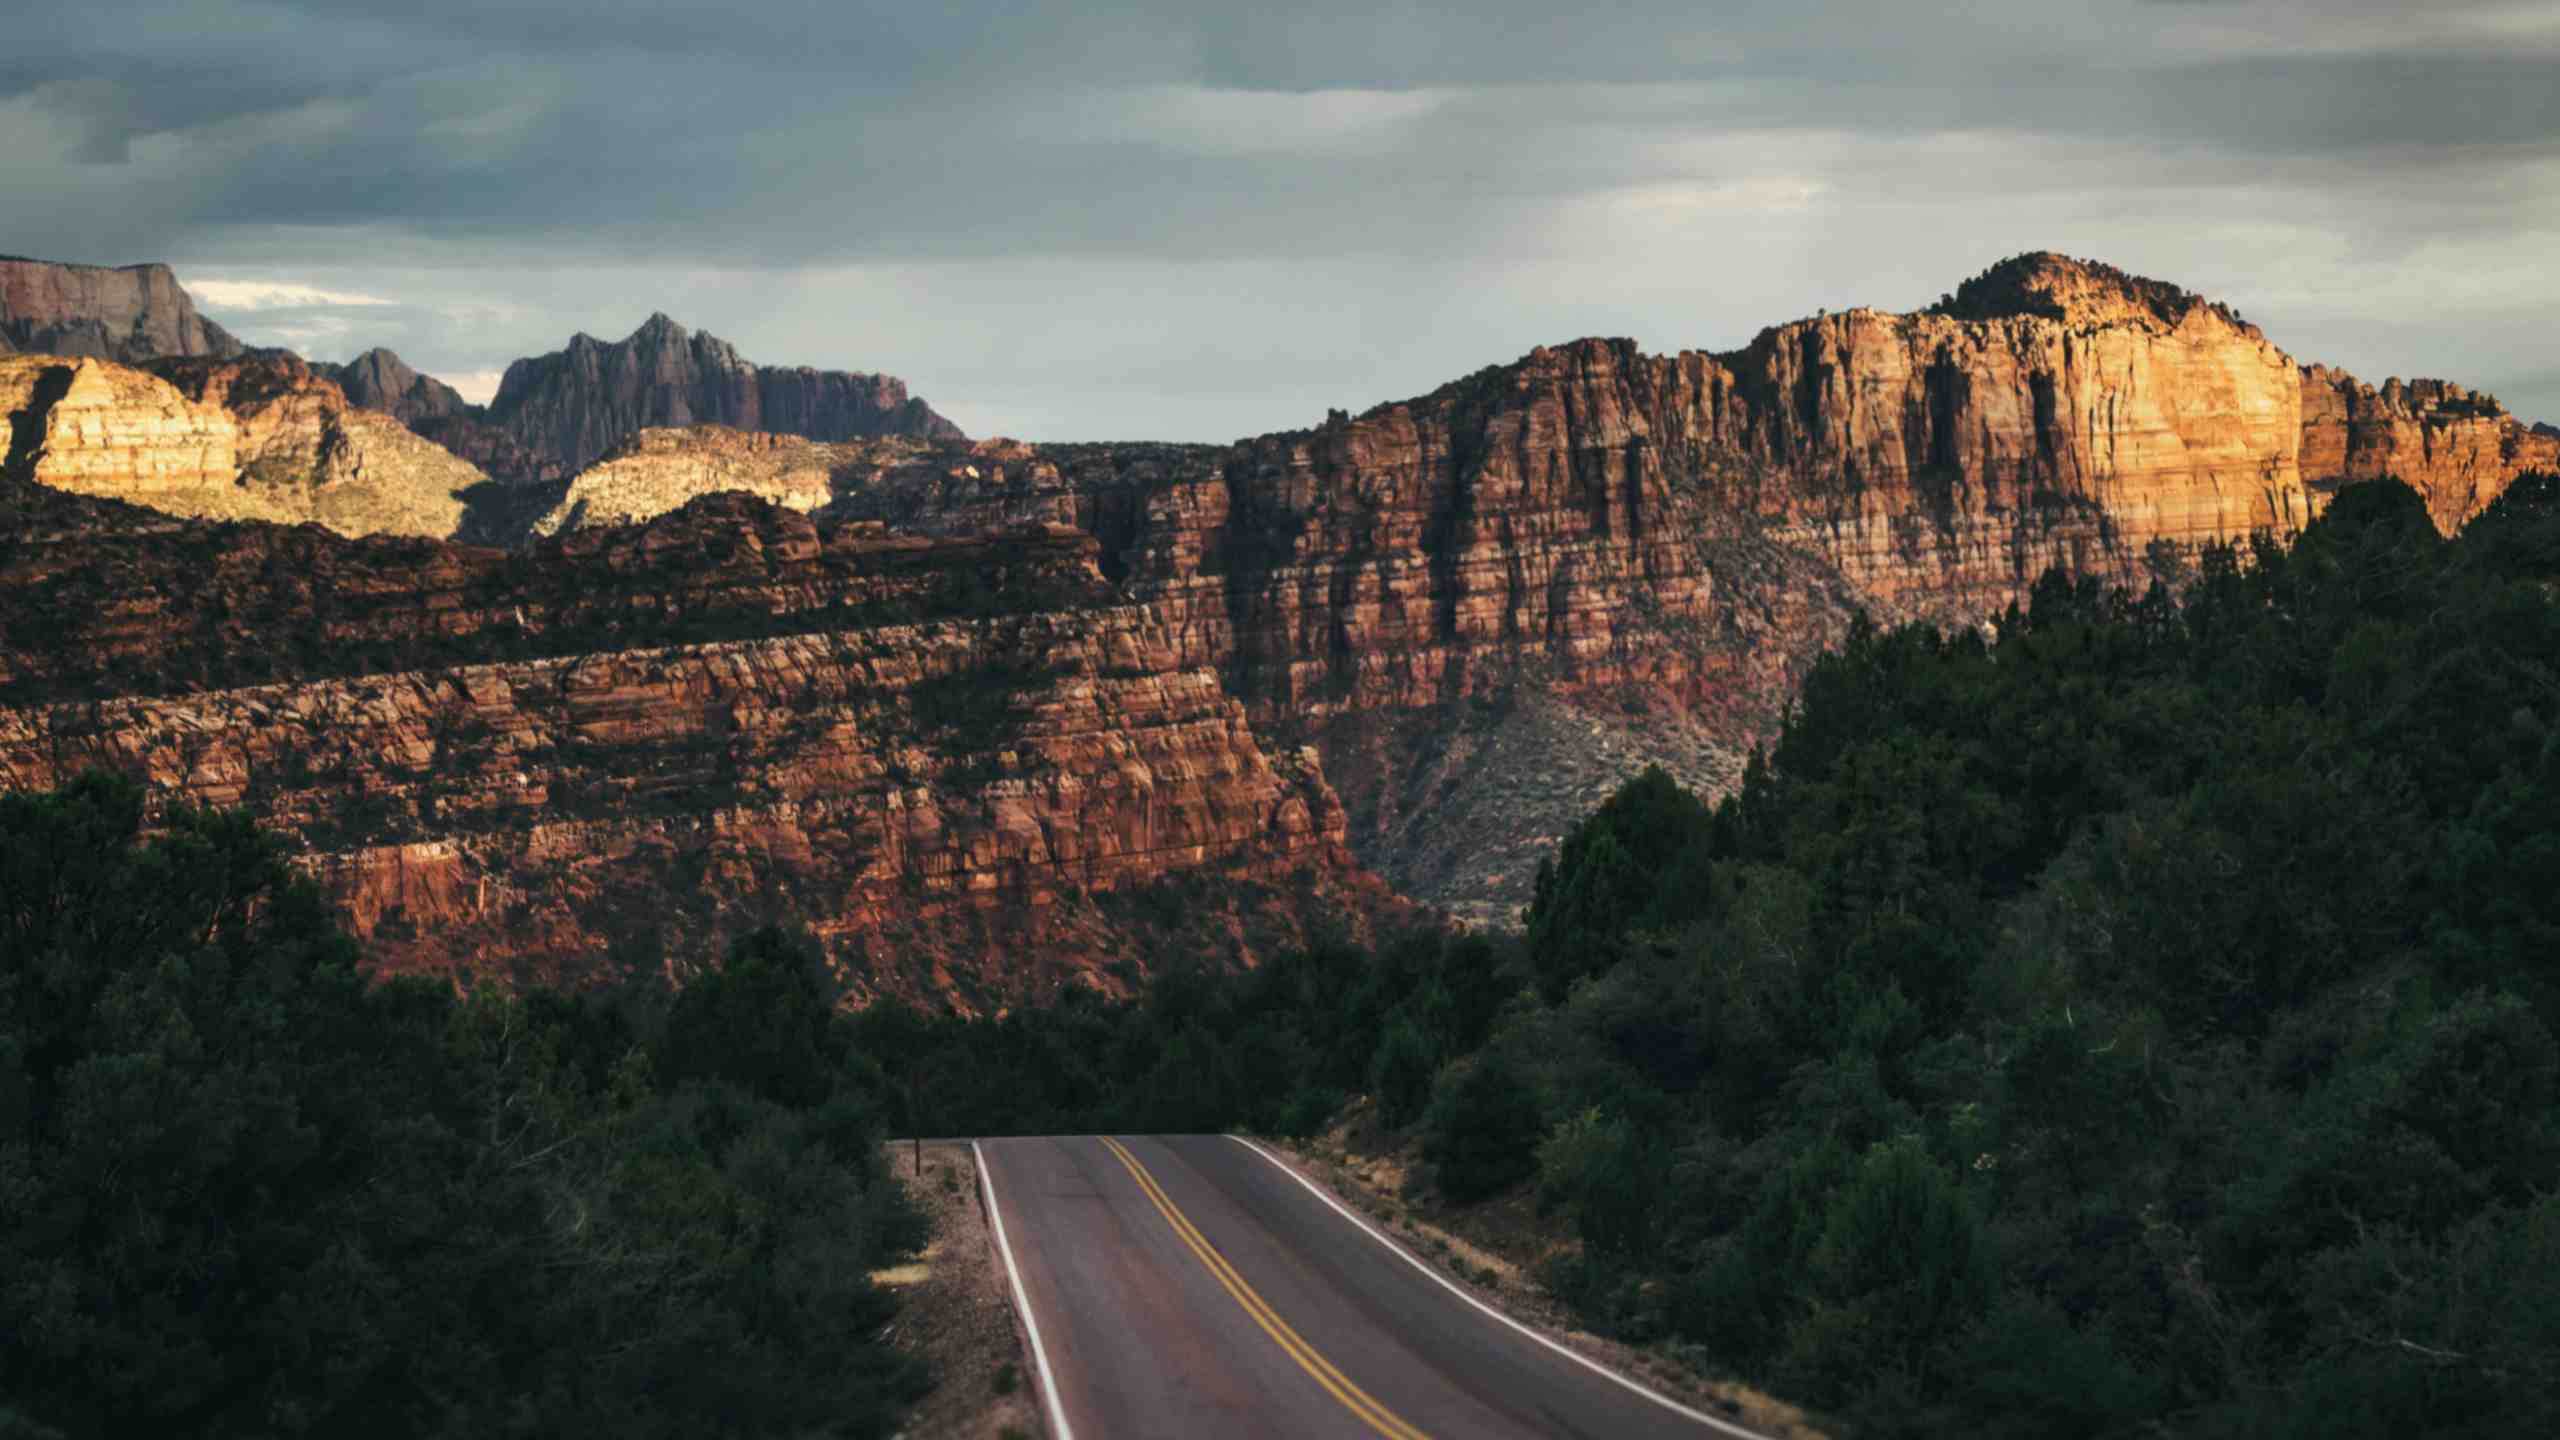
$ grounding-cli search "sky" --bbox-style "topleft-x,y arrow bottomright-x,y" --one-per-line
8,0 -> 2558,439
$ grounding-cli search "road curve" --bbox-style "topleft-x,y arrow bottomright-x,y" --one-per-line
972,1134 -> 1766,1440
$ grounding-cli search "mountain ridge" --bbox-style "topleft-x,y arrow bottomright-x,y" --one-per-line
5,248 -> 2554,987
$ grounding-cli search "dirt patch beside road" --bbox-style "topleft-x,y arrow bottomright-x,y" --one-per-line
880,1141 -> 1044,1439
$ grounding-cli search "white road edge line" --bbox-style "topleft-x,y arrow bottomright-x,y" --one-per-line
973,1140 -> 1078,1440
1227,1134 -> 1773,1440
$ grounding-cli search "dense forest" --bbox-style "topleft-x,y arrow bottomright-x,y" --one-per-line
7,473 -> 2556,1437
0,779 -> 925,1438
854,475 -> 2560,1436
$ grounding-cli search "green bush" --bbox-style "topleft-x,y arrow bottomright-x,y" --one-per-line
1368,1010 -> 1439,1126
1424,1055 -> 1543,1203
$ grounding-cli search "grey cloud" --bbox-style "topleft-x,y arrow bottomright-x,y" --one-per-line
9,0 -> 2559,440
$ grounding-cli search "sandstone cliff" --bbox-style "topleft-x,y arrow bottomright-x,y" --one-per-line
0,256 -> 243,364
2300,365 -> 2560,532
1,352 -> 487,538
466,254 -> 2355,922
8,250 -> 2549,976
0,491 -> 1377,1003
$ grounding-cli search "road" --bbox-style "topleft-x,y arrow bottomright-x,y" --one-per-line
972,1134 -> 1767,1440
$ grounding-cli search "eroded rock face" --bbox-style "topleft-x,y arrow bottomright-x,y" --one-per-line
8,250 -> 2549,980
2300,365 -> 2560,532
0,257 -> 243,364
528,427 -> 1080,538
1,353 -> 486,538
463,254 -> 2352,923
0,493 -> 1373,1004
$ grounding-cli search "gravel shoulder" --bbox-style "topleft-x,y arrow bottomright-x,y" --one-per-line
1266,1119 -> 1828,1440
879,1141 -> 1044,1440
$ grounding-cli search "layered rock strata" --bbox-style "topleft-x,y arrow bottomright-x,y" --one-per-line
0,257 -> 243,363
448,254 -> 2359,921
0,493 -> 1368,1003
10,250 -> 2551,961
2299,366 -> 2560,532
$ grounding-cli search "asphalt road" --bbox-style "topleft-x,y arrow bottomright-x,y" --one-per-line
972,1134 -> 1767,1440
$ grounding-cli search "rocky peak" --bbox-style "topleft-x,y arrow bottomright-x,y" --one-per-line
0,255 -> 244,364
1928,251 -> 2250,333
477,315 -> 963,483
315,347 -> 470,425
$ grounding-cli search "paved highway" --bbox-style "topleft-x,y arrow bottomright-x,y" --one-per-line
972,1134 -> 1768,1440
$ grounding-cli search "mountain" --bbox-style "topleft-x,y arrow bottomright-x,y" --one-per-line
0,256 -> 243,364
317,316 -> 965,487
471,313 -> 964,481
5,251 -> 2551,989
314,346 -> 471,424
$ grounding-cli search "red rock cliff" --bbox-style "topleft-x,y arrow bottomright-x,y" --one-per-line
2299,365 -> 2560,533
0,490 -> 1371,1005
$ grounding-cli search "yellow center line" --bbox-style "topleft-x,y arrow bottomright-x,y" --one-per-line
1097,1135 -> 1435,1440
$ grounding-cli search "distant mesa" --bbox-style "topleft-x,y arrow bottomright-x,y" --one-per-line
0,255 -> 244,364
486,312 -> 964,476
318,312 -> 967,487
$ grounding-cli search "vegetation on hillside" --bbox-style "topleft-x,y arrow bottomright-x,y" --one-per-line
8,472 -> 2555,1436
858,475 -> 2560,1436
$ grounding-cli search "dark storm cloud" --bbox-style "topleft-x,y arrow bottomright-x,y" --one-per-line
4,0 -> 2556,438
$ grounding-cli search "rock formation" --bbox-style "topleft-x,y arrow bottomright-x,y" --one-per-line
0,489 -> 1376,1003
0,257 -> 244,364
2299,365 -> 2560,532
315,317 -> 965,488
6,249 -> 2551,980
316,347 -> 471,424
528,426 -> 1085,538
406,253 -> 2463,925
1,352 -> 486,538
426,314 -> 959,485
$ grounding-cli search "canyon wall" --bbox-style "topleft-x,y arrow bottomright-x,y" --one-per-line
7,249 -> 2551,979
0,257 -> 243,364
0,491 -> 1372,1004
2300,365 -> 2560,532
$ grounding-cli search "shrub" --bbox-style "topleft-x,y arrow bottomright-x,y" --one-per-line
1424,1055 -> 1543,1203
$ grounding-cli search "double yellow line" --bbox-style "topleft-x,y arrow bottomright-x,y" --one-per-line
1096,1136 -> 1434,1440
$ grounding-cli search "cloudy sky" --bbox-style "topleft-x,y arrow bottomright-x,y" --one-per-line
9,0 -> 2558,438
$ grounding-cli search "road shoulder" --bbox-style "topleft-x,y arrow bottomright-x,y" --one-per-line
879,1141 -> 1046,1440
1255,1125 -> 1827,1440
